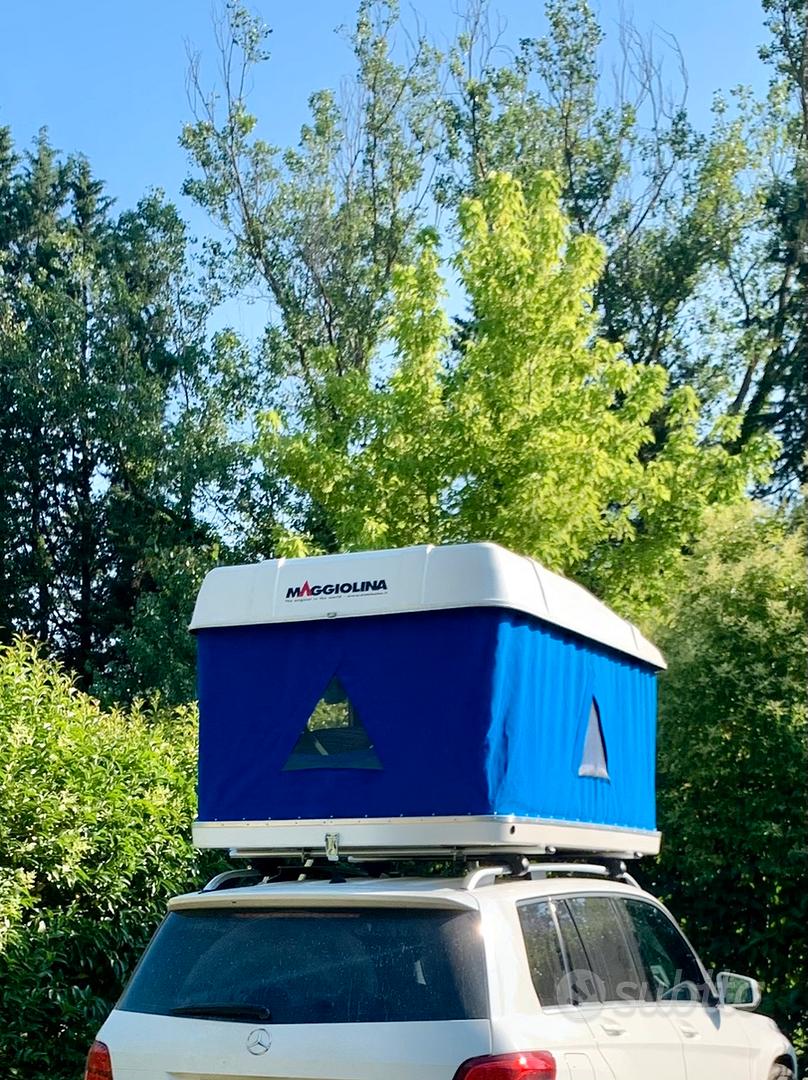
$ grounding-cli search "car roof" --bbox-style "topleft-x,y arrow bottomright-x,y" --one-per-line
168,873 -> 658,912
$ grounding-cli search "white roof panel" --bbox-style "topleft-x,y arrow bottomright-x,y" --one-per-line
190,542 -> 665,669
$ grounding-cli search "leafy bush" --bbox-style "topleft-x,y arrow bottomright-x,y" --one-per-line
0,639 -> 220,1079
648,504 -> 808,1065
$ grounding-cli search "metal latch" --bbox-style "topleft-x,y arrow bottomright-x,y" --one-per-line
325,833 -> 340,862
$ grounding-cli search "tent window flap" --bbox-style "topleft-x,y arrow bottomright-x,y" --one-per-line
578,698 -> 609,780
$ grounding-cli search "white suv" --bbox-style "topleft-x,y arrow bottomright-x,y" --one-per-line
86,864 -> 796,1080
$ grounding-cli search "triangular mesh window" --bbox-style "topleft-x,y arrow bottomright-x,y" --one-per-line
283,675 -> 382,771
578,698 -> 609,780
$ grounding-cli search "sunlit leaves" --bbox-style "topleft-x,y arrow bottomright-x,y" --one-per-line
260,172 -> 772,616
0,639 -> 219,1079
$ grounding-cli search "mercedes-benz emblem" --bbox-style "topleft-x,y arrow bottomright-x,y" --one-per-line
246,1028 -> 271,1055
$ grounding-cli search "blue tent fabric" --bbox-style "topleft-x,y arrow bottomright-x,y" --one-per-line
196,607 -> 657,831
485,616 -> 656,829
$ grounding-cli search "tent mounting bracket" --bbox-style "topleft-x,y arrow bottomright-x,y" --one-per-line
324,833 -> 340,862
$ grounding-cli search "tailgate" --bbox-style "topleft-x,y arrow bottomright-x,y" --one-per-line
100,1010 -> 491,1079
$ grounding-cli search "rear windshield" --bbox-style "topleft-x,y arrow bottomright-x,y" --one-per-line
118,906 -> 489,1024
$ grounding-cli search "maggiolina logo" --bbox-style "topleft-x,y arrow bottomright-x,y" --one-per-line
285,578 -> 387,601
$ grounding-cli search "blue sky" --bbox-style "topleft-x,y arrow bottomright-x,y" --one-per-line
0,0 -> 770,209
0,1 -> 770,335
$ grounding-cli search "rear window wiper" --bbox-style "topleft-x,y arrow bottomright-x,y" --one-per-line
169,1003 -> 271,1022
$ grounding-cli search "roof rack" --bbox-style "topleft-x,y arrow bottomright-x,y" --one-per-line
200,852 -> 642,893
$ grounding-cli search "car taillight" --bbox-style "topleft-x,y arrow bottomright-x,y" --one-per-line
84,1041 -> 113,1080
453,1051 -> 556,1079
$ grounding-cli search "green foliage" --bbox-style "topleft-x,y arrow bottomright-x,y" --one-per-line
440,0 -> 806,490
648,504 -> 808,1062
732,0 -> 806,490
181,1 -> 449,554
261,173 -> 772,616
0,638 -> 218,1080
183,0 -> 804,498
94,543 -> 218,707
0,129 -> 248,703
181,0 -> 441,389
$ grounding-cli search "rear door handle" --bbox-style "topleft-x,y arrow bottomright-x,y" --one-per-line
601,1023 -> 626,1037
678,1024 -> 699,1039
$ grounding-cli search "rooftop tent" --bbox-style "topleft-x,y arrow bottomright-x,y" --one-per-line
190,543 -> 665,858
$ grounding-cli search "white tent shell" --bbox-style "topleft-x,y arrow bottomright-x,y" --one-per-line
190,542 -> 665,670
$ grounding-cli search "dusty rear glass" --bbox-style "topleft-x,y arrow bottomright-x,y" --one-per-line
118,906 -> 488,1024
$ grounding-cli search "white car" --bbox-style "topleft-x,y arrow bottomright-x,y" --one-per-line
86,863 -> 796,1080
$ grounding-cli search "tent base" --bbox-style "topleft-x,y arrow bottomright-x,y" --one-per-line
193,815 -> 660,859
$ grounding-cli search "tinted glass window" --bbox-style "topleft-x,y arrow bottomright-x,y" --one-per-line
555,900 -> 601,1005
119,907 -> 488,1024
621,900 -> 709,1003
518,901 -> 566,1006
565,896 -> 644,1002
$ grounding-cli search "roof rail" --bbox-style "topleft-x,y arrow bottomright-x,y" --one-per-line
201,868 -> 264,892
463,865 -> 512,890
462,858 -> 641,891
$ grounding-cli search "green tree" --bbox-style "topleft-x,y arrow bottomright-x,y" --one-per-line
0,638 -> 221,1080
723,0 -> 806,490
181,3 -> 439,412
0,129 -> 247,702
260,173 -> 772,615
648,504 -> 808,1063
182,1 -> 445,552
441,1 -> 739,361
184,1 -> 805,499
440,0 -> 807,487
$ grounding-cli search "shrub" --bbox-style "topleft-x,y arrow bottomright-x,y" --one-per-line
0,639 -> 219,1079
648,504 -> 807,1064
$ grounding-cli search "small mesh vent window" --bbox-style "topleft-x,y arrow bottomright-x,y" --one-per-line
283,676 -> 382,771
